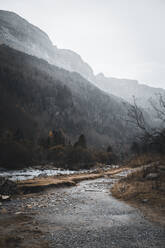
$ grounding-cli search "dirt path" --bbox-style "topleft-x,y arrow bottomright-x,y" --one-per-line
0,176 -> 165,247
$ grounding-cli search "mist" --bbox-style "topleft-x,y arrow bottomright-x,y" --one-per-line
0,0 -> 165,88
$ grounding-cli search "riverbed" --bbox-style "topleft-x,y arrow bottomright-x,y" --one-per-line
0,172 -> 164,248
0,166 -> 115,181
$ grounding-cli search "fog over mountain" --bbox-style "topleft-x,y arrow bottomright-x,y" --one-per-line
0,10 -> 94,82
0,11 -> 141,155
0,0 -> 165,89
0,10 -> 163,158
0,9 -> 164,111
94,74 -> 165,110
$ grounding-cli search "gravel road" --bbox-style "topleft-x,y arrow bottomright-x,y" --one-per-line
1,176 -> 165,247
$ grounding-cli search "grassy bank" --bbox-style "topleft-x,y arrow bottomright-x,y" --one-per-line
111,155 -> 165,225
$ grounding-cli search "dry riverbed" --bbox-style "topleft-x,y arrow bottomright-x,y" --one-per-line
0,167 -> 165,248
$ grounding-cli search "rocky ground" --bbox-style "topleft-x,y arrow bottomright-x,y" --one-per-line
0,172 -> 164,248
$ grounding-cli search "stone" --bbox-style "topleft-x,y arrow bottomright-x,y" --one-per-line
1,195 -> 10,200
146,173 -> 159,180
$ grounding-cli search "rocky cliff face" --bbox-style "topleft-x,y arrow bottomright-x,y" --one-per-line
94,73 -> 165,109
0,10 -> 94,82
54,49 -> 94,81
0,10 -> 56,62
1,10 -> 163,110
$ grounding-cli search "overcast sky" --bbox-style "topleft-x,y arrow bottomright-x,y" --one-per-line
0,0 -> 165,89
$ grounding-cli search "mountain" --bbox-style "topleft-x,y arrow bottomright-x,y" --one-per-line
0,10 -> 94,82
1,9 -> 164,112
0,45 -> 134,150
94,73 -> 165,110
0,10 -> 138,149
1,10 -> 162,170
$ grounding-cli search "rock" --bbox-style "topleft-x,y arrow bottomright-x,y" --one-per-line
142,199 -> 148,203
26,204 -> 32,208
0,176 -> 17,195
146,173 -> 159,180
1,195 -> 10,200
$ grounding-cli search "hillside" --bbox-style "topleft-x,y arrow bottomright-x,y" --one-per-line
0,45 -> 135,164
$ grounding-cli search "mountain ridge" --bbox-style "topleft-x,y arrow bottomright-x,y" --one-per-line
0,10 -> 94,82
0,9 -> 164,110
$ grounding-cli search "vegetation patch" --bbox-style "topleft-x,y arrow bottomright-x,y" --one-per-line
111,156 -> 165,225
125,154 -> 165,168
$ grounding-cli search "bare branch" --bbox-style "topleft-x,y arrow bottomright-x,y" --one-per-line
127,95 -> 165,150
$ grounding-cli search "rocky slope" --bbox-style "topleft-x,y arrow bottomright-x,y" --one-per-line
0,10 -> 94,82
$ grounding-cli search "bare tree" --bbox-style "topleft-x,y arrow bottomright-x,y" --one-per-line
128,97 -> 149,133
127,94 -> 165,152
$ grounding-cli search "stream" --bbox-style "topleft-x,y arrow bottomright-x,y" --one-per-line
0,166 -> 115,181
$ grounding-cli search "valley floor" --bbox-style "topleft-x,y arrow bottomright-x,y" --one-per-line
0,171 -> 165,248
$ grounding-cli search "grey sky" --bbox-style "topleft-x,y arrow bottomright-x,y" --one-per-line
0,0 -> 165,89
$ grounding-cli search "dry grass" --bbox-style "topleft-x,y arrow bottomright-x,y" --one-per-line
18,172 -> 104,193
111,157 -> 165,225
125,154 -> 165,168
17,167 -> 126,193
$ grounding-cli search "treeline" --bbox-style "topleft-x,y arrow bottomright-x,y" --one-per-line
42,130 -> 117,169
0,127 -> 117,170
